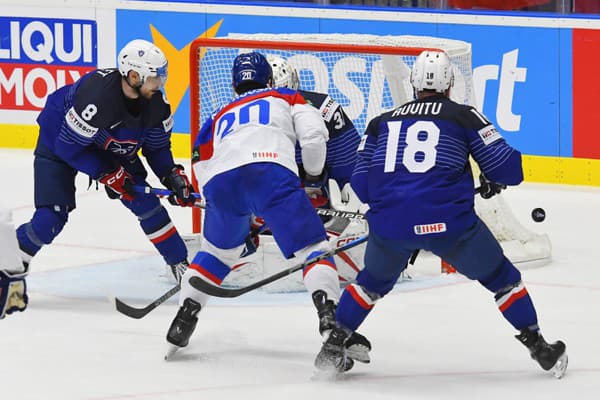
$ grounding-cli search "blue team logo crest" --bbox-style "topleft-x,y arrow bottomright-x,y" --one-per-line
104,138 -> 139,156
138,50 -> 145,57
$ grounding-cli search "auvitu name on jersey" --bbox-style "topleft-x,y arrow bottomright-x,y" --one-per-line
391,102 -> 442,117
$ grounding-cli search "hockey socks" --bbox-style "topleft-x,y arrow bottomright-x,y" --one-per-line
188,251 -> 232,286
335,283 -> 379,332
139,206 -> 187,266
494,281 -> 538,331
479,258 -> 538,331
303,252 -> 339,302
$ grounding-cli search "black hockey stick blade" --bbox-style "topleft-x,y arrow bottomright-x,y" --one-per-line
189,235 -> 368,298
114,284 -> 180,319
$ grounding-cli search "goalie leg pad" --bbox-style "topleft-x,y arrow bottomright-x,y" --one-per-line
0,270 -> 28,319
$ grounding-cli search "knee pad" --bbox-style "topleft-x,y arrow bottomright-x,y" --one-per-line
478,256 -> 522,294
29,206 -> 69,245
356,267 -> 397,298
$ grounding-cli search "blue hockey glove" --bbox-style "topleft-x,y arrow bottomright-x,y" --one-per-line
161,164 -> 195,207
479,173 -> 507,199
0,270 -> 28,319
304,171 -> 330,208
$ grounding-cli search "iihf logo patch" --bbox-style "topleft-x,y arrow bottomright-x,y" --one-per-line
414,222 -> 447,235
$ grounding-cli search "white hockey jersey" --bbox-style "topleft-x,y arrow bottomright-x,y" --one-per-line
193,87 -> 328,189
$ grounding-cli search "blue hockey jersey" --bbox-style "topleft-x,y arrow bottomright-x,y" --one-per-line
294,90 -> 360,186
351,94 -> 523,240
36,69 -> 175,179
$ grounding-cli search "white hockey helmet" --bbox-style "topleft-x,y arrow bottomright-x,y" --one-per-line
118,39 -> 168,87
410,50 -> 454,93
267,55 -> 300,90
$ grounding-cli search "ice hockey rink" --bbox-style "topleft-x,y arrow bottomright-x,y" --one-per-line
1,148 -> 598,400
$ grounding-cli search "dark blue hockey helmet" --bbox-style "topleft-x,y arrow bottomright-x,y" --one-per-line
231,52 -> 273,93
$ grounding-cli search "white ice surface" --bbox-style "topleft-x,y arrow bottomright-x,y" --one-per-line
0,148 -> 599,399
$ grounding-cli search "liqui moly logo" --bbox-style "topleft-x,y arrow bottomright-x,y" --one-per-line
0,17 -> 97,110
414,222 -> 447,235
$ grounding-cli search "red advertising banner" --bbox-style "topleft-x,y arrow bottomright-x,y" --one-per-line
573,28 -> 600,160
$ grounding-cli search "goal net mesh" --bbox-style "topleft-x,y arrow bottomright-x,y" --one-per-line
189,34 -> 551,269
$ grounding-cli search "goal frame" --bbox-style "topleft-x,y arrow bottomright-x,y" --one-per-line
189,37 -> 442,233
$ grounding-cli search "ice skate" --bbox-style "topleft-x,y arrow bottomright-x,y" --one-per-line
166,298 -> 201,356
312,290 -> 371,363
515,329 -> 568,379
314,326 -> 353,374
166,260 -> 189,284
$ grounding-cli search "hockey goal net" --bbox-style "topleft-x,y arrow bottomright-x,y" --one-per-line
188,34 -> 551,269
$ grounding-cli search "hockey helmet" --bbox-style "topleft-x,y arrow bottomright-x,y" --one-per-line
118,39 -> 168,88
231,52 -> 272,91
267,55 -> 300,90
410,50 -> 454,93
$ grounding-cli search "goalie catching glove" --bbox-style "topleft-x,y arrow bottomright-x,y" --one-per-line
479,173 -> 507,199
161,164 -> 195,207
0,269 -> 28,319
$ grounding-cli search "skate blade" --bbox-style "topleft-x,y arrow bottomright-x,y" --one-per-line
164,345 -> 180,361
311,367 -> 346,381
550,352 -> 568,379
346,344 -> 370,364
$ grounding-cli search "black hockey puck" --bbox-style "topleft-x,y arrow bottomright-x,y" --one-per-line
531,208 -> 546,222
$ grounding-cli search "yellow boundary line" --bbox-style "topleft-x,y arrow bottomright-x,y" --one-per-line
1,124 -> 598,186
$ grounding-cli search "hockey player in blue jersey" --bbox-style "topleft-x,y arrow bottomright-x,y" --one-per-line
314,50 -> 568,378
166,52 -> 369,366
14,39 -> 194,301
267,55 -> 361,210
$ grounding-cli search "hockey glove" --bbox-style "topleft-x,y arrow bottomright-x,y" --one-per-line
161,164 -> 195,207
99,165 -> 135,201
240,216 -> 265,258
479,173 -> 507,199
0,270 -> 28,319
304,171 -> 330,208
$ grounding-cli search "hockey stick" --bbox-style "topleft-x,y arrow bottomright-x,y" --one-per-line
114,223 -> 269,319
134,185 -> 367,221
114,284 -> 180,319
189,234 -> 369,298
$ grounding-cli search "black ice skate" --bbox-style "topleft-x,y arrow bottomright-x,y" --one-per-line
314,326 -> 354,373
515,329 -> 568,379
312,290 -> 336,335
312,290 -> 371,363
167,260 -> 189,283
165,298 -> 201,359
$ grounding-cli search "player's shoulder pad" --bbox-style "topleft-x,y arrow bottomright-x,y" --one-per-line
147,91 -> 173,129
72,69 -> 122,130
455,105 -> 503,145
298,89 -> 328,107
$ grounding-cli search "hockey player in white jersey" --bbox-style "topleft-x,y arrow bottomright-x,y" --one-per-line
166,52 -> 369,367
0,208 -> 28,319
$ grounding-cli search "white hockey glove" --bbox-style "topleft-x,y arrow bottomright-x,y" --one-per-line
0,269 -> 28,319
